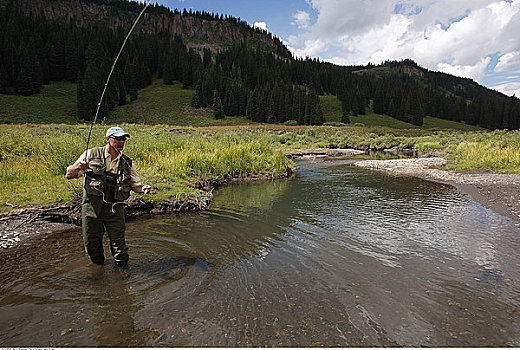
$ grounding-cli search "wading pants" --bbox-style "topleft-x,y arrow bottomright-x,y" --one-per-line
82,192 -> 129,266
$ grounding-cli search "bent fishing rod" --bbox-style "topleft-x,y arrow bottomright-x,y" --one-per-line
84,0 -> 152,161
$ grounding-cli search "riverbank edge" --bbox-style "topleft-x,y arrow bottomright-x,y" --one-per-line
2,150 -> 519,249
0,168 -> 294,249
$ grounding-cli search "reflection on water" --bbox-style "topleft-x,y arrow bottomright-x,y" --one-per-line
1,160 -> 519,347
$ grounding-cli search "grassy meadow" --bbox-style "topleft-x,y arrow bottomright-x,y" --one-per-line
1,80 -> 519,212
0,82 -> 78,124
0,124 -> 293,212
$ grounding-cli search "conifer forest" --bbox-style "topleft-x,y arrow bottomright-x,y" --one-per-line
1,0 -> 519,129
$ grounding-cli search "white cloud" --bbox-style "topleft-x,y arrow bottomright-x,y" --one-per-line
292,10 -> 311,29
437,57 -> 492,81
490,81 -> 520,97
253,21 -> 268,32
496,51 -> 520,72
288,0 -> 520,84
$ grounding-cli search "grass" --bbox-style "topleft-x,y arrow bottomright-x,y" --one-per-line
0,124 -> 293,212
0,81 -> 518,212
269,125 -> 520,172
1,124 -> 519,212
109,80 -> 256,126
319,95 -> 343,123
445,130 -> 520,173
422,116 -> 484,131
0,82 -> 78,124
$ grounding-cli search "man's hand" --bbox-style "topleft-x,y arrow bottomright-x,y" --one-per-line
66,161 -> 89,179
132,185 -> 152,194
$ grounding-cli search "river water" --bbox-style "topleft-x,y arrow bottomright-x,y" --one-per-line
1,160 -> 519,347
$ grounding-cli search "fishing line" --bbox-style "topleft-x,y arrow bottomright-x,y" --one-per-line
84,0 -> 152,159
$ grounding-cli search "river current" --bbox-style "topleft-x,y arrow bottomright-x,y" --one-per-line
1,160 -> 519,346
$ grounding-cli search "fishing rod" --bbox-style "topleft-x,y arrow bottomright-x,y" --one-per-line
84,0 -> 152,159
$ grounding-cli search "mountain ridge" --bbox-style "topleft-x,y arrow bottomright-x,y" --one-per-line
5,0 -> 291,57
1,0 -> 519,129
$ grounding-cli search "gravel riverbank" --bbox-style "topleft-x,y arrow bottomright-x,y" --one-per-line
354,157 -> 520,228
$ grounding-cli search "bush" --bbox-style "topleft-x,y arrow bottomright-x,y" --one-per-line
323,122 -> 346,127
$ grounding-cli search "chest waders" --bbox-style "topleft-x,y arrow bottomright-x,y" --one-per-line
82,147 -> 132,267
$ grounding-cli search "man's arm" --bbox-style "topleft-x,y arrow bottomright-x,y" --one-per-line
129,163 -> 151,194
66,161 -> 89,179
66,151 -> 89,179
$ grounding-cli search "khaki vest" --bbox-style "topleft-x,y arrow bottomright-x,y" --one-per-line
84,146 -> 133,201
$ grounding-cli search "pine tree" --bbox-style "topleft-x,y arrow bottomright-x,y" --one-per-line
80,44 -> 105,121
118,81 -> 127,106
162,54 -> 175,85
297,88 -> 305,125
266,92 -> 275,124
0,64 -> 12,94
341,112 -> 350,124
246,91 -> 255,120
373,82 -> 385,115
355,88 -> 366,115
47,33 -> 65,81
191,81 -> 205,108
64,32 -> 79,82
15,39 -> 43,96
213,89 -> 225,119
124,57 -> 138,101
315,98 -> 325,125
238,86 -> 248,116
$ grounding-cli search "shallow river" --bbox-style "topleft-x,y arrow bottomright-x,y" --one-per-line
1,160 -> 519,347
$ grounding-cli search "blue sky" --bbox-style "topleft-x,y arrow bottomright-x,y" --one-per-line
159,0 -> 317,39
151,0 -> 520,97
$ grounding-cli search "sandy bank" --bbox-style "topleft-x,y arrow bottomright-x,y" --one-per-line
354,158 -> 520,227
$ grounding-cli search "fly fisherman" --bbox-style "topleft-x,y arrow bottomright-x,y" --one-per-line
66,127 -> 151,268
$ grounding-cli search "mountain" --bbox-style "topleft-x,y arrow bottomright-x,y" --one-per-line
5,0 -> 291,57
1,0 -> 519,129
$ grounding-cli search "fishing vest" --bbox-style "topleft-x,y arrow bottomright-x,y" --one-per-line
84,146 -> 133,202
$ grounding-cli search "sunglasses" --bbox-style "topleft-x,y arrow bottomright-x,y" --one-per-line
110,136 -> 128,141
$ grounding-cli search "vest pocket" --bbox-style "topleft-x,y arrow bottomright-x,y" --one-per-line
84,160 -> 105,196
115,168 -> 132,201
115,183 -> 131,201
85,177 -> 104,196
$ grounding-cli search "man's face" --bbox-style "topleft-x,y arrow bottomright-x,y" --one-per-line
106,135 -> 127,153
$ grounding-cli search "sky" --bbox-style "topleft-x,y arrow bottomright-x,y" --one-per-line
148,0 -> 520,97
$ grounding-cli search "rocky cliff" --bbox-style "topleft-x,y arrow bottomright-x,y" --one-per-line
6,0 -> 290,55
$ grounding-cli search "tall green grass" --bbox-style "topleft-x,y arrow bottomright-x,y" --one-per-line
1,124 -> 519,212
0,124 -> 293,212
271,126 -> 520,172
445,130 -> 520,173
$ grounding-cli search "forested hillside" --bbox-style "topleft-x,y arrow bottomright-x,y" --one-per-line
1,0 -> 519,129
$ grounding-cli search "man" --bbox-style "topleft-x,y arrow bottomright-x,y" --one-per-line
66,127 -> 151,267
